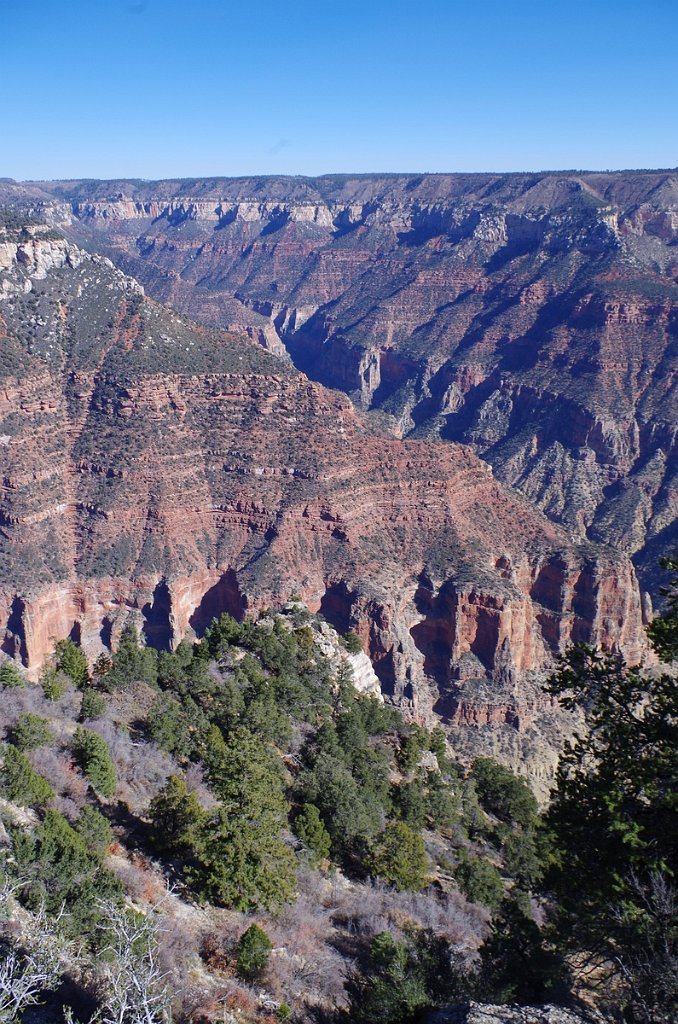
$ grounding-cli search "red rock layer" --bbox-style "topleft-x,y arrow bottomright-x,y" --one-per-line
0,236 -> 645,736
24,171 -> 674,599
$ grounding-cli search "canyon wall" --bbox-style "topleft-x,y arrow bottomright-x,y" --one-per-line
21,170 -> 674,598
0,228 -> 645,733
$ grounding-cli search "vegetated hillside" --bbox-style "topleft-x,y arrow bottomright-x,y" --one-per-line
2,573 -> 676,1024
26,170 -> 677,596
0,213 -> 645,778
0,606 -> 534,1023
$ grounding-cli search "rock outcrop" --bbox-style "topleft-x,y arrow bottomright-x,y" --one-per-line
427,1003 -> 606,1024
26,171 -> 675,598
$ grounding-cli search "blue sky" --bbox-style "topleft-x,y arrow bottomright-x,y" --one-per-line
2,0 -> 677,179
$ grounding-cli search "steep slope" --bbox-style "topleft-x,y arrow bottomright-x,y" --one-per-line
28,171 -> 676,596
0,218 -> 644,750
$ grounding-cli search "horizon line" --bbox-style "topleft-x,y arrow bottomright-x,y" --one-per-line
7,166 -> 678,186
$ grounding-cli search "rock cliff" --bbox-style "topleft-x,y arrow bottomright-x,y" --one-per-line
25,171 -> 675,599
0,221 -> 645,748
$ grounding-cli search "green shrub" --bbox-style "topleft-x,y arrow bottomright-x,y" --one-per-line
54,637 -> 89,687
11,713 -> 52,751
149,775 -> 204,855
394,772 -> 459,832
543,569 -> 678,1024
345,929 -> 467,1024
0,744 -> 54,807
11,808 -> 121,935
393,777 -> 427,829
461,780 -> 498,841
429,726 -> 447,760
72,727 -> 117,798
293,803 -> 331,865
426,773 -> 461,830
0,662 -> 25,689
79,688 -> 107,720
200,613 -> 243,659
242,695 -> 293,747
455,853 -> 504,909
367,821 -> 428,891
342,631 -> 363,654
75,804 -> 113,856
41,668 -> 68,702
478,898 -> 571,1004
501,827 -> 546,887
92,652 -> 113,683
299,751 -> 382,856
471,758 -> 538,827
147,693 -> 195,758
190,728 -> 297,911
102,624 -> 157,689
236,924 -> 273,981
398,725 -> 428,772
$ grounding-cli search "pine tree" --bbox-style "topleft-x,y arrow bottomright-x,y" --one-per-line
236,924 -> 273,981
72,728 -> 117,798
103,624 -> 158,689
11,714 -> 52,752
11,809 -> 121,934
75,805 -> 113,857
79,688 -> 107,721
344,929 -> 466,1024
54,638 -> 89,687
148,775 -> 204,854
0,661 -> 24,689
367,821 -> 428,892
293,803 -> 331,865
544,555 -> 678,1022
189,727 -> 296,910
0,744 -> 54,807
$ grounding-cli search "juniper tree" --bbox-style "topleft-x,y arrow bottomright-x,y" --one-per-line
544,554 -> 678,1022
72,727 -> 117,798
189,727 -> 296,910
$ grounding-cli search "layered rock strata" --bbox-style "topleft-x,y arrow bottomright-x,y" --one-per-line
20,171 -> 674,598
0,219 -> 648,779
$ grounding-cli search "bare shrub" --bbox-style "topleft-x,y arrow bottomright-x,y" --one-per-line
71,898 -> 172,1024
185,762 -> 219,810
197,912 -> 247,968
109,850 -> 168,905
266,894 -> 334,960
0,883 -> 75,1023
27,746 -> 88,809
200,932 -> 233,976
88,721 -> 175,812
221,983 -> 259,1017
53,795 -> 82,821
0,682 -> 80,746
325,874 -> 488,951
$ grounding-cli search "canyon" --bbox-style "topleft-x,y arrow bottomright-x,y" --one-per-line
19,170 -> 674,596
0,170 -> 675,769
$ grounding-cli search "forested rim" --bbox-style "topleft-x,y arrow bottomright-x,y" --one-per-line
0,557 -> 676,1024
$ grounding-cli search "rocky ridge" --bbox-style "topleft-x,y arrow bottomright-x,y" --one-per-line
20,171 -> 675,598
0,219 -> 647,774
427,1004 -> 605,1024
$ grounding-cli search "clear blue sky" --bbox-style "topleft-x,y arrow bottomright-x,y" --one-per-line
2,0 -> 677,179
